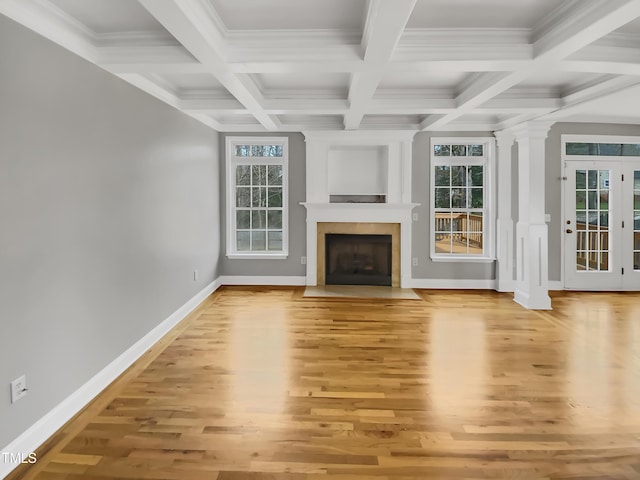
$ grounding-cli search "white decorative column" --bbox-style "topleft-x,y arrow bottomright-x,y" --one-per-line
494,131 -> 515,292
511,121 -> 553,310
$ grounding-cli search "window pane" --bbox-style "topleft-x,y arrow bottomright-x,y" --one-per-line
469,234 -> 483,254
252,231 -> 266,251
235,145 -> 249,157
600,192 -> 609,210
469,212 -> 483,232
236,210 -> 250,229
268,187 -> 283,208
434,145 -> 450,156
236,165 -> 251,185
236,187 -> 251,208
452,145 -> 467,156
251,210 -> 266,229
451,188 -> 466,208
469,166 -> 483,186
576,211 -> 586,229
236,231 -> 250,251
588,170 -> 598,189
452,213 -> 465,233
268,210 -> 282,229
435,188 -> 450,208
469,145 -> 483,156
252,187 -> 266,207
588,191 -> 598,210
599,170 -> 610,189
471,188 -> 483,208
576,191 -> 586,209
268,231 -> 283,251
235,145 -> 283,157
435,212 -> 452,232
635,171 -> 640,190
434,166 -> 450,186
634,232 -> 640,250
252,165 -> 267,185
566,142 -> 640,156
576,170 -> 586,189
451,166 -> 466,186
435,233 -> 452,254
635,193 -> 640,210
268,165 -> 283,185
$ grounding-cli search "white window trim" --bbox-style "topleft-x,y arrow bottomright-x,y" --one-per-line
429,137 -> 496,263
226,136 -> 289,259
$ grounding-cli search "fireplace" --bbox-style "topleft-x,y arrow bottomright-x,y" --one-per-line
301,130 -> 418,288
325,234 -> 392,286
315,222 -> 401,287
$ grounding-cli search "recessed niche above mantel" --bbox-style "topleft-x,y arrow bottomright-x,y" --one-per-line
328,146 -> 388,197
302,130 -> 415,205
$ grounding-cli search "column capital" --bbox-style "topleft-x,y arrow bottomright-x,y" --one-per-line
510,120 -> 554,142
493,130 -> 515,149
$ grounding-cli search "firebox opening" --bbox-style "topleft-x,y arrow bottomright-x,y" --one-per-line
325,234 -> 392,286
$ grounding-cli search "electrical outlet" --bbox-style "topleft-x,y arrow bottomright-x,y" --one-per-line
193,269 -> 198,281
301,256 -> 307,265
412,257 -> 418,266
11,375 -> 27,403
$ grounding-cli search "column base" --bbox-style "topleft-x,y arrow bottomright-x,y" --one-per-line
514,288 -> 551,310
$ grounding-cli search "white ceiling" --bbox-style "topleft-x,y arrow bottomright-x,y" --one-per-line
3,0 -> 640,133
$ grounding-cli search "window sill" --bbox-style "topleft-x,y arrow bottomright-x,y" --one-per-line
430,255 -> 495,263
227,253 -> 288,260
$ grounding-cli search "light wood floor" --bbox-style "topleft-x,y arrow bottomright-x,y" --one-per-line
8,287 -> 640,480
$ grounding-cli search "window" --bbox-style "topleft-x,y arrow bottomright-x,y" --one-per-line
226,137 -> 288,259
430,138 -> 495,261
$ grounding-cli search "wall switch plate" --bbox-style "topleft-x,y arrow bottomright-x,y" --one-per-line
11,375 -> 27,403
412,257 -> 418,266
193,269 -> 198,281
301,256 -> 307,265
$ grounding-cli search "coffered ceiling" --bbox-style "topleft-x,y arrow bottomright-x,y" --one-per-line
3,0 -> 640,132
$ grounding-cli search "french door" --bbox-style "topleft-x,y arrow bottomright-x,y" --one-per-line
564,160 -> 640,290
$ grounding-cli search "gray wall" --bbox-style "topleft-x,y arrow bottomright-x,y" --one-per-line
544,122 -> 640,281
0,16 -> 221,449
411,131 -> 496,280
218,132 -> 306,277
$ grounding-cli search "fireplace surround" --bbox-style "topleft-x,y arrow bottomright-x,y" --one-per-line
302,131 -> 418,288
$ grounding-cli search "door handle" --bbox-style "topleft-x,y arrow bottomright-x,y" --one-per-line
566,229 -> 573,234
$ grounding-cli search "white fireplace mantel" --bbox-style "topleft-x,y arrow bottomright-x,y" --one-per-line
301,130 -> 418,288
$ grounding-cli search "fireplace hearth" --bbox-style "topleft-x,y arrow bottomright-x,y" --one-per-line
325,233 -> 392,286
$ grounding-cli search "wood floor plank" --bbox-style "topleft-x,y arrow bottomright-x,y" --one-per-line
7,287 -> 640,480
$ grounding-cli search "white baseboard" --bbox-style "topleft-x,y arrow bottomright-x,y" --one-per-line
409,278 -> 497,290
0,278 -> 222,480
220,275 -> 306,286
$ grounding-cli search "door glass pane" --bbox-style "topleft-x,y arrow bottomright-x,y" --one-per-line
576,169 -> 610,272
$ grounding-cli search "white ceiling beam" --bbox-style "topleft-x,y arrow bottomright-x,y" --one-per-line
118,73 -> 225,131
343,0 -> 416,130
176,95 -> 564,117
97,45 -> 209,75
138,0 -> 280,131
561,60 -> 640,76
541,75 -> 640,121
0,0 -> 95,60
533,0 -> 640,60
421,0 -> 640,131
